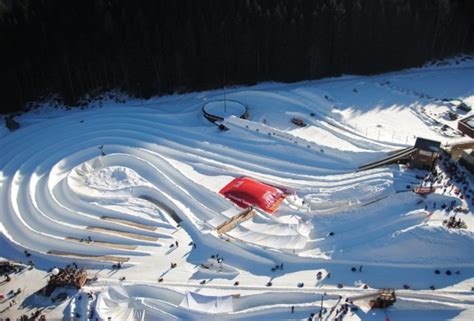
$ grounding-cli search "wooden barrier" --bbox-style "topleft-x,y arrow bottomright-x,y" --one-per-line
65,237 -> 137,250
217,207 -> 255,234
47,250 -> 130,263
101,216 -> 157,231
86,226 -> 158,242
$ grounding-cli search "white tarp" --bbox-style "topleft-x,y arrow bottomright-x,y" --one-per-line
95,286 -> 145,321
179,291 -> 234,314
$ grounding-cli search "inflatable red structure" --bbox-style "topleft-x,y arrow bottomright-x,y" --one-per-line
219,177 -> 285,214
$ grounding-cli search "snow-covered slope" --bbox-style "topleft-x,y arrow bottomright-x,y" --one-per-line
1,61 -> 473,320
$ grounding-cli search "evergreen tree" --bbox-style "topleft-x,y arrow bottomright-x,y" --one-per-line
0,0 -> 472,113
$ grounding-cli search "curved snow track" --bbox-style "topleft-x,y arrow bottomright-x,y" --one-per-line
1,68 -> 473,320
0,104 -> 402,264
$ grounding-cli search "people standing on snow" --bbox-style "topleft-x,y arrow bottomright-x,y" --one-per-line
98,145 -> 106,156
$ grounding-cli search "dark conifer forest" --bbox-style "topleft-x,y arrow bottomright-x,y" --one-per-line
0,0 -> 473,113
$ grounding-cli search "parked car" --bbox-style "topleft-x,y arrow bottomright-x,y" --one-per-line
457,102 -> 472,112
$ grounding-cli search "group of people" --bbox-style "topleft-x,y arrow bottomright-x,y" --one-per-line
351,265 -> 363,272
333,303 -> 352,321
419,153 -> 471,232
438,153 -> 472,202
271,263 -> 284,272
290,299 -> 354,321
3,288 -> 21,309
79,236 -> 94,244
16,310 -> 46,321
7,298 -> 17,308
444,215 -> 466,229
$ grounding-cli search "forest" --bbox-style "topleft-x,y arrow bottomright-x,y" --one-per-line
0,0 -> 473,113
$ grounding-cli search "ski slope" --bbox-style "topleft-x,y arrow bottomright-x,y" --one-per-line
1,57 -> 473,320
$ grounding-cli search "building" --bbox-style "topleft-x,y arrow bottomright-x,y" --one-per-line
445,140 -> 474,160
458,115 -> 474,138
411,137 -> 441,170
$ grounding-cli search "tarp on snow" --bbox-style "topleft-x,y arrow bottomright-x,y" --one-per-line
179,291 -> 234,313
219,177 -> 285,213
95,286 -> 145,321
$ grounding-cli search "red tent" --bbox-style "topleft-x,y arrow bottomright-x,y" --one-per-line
219,177 -> 285,214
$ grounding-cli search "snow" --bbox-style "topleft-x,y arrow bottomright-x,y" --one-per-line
0,59 -> 473,320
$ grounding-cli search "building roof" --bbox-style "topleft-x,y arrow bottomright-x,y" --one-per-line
414,137 -> 441,152
465,148 -> 474,156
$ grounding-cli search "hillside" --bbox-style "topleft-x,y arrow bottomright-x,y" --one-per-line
0,60 -> 473,320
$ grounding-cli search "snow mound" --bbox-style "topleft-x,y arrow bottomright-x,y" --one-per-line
85,166 -> 147,190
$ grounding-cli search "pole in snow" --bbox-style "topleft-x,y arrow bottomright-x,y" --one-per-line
224,88 -> 227,114
319,294 -> 324,320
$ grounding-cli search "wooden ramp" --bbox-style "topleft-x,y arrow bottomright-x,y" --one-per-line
101,216 -> 157,231
47,250 -> 130,263
65,237 -> 137,250
87,226 -> 158,242
349,288 -> 396,310
217,207 -> 256,234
